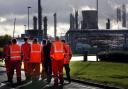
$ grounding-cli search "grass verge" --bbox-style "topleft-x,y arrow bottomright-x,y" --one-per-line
69,61 -> 128,88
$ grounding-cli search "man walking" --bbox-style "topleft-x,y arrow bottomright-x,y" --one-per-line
43,39 -> 52,83
9,39 -> 22,85
21,38 -> 31,82
50,37 -> 66,86
62,40 -> 72,83
3,41 -> 12,82
29,38 -> 42,82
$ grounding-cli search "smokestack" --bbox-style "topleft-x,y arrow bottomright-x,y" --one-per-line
38,0 -> 42,30
54,13 -> 57,38
117,7 -> 121,23
75,10 -> 78,29
33,16 -> 37,30
106,18 -> 110,29
122,4 -> 126,27
70,13 -> 75,30
43,16 -> 47,39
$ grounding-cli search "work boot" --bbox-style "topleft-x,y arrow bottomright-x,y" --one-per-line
59,79 -> 64,85
54,77 -> 58,86
17,77 -> 21,85
25,75 -> 31,82
46,75 -> 52,83
8,80 -> 14,87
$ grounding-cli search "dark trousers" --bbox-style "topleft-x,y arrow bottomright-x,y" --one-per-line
64,64 -> 71,82
44,61 -> 52,82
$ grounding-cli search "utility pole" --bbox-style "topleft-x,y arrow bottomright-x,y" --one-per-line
54,13 -> 57,39
13,18 -> 16,38
96,0 -> 99,61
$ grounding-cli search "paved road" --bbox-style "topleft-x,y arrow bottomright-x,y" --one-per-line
0,67 -> 102,89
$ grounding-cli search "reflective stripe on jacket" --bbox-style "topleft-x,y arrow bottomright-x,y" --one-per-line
10,44 -> 21,61
30,44 -> 41,63
50,41 -> 65,60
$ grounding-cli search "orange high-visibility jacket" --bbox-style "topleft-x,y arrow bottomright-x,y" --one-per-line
10,44 -> 21,61
30,44 -> 41,63
50,41 -> 65,60
64,44 -> 72,64
4,45 -> 10,60
21,42 -> 31,61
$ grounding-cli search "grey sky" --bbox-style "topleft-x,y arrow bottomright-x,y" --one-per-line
0,0 -> 128,36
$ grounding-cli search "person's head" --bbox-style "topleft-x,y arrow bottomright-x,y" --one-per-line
55,36 -> 60,41
8,40 -> 12,45
47,40 -> 51,44
43,39 -> 47,45
61,40 -> 65,43
33,38 -> 38,44
24,37 -> 28,42
12,39 -> 17,44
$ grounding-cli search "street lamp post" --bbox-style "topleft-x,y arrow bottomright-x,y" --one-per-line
24,25 -> 26,30
13,18 -> 16,38
28,6 -> 31,30
97,0 -> 98,29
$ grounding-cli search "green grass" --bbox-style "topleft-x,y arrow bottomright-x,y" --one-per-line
69,62 -> 128,88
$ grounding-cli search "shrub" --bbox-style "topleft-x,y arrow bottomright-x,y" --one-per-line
98,51 -> 128,63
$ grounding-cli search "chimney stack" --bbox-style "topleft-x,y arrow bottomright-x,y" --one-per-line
43,16 -> 48,39
38,0 -> 42,30
122,4 -> 126,27
75,10 -> 78,29
70,13 -> 75,30
33,16 -> 37,30
54,13 -> 57,38
106,18 -> 110,29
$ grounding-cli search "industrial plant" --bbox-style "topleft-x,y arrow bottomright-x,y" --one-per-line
65,4 -> 128,53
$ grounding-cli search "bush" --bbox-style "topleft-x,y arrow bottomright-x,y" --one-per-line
0,35 -> 11,47
0,48 -> 3,59
98,51 -> 128,63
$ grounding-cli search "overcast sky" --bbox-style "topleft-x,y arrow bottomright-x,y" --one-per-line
0,0 -> 128,37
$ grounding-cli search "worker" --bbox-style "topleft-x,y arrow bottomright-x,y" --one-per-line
3,41 -> 12,82
9,39 -> 22,85
62,40 -> 72,83
43,39 -> 52,83
29,38 -> 42,82
50,37 -> 66,86
41,40 -> 45,80
21,38 -> 31,82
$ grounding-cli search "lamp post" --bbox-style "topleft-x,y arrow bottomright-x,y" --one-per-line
27,6 -> 31,30
24,25 -> 26,30
13,18 -> 16,38
97,0 -> 98,29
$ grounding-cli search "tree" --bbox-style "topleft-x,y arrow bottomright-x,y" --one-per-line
0,35 -> 12,47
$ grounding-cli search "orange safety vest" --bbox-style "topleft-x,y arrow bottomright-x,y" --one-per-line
64,44 -> 72,64
30,44 -> 41,63
21,42 -> 31,61
51,41 -> 65,60
10,44 -> 21,61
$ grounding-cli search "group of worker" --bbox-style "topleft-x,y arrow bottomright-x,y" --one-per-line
3,36 -> 72,86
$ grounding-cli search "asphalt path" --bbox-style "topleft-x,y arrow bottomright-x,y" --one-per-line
0,67 -> 102,89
